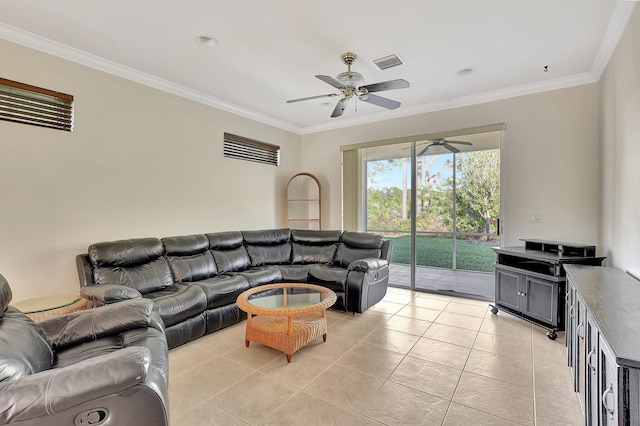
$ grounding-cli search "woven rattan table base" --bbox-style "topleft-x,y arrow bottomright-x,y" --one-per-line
245,313 -> 327,362
237,283 -> 337,363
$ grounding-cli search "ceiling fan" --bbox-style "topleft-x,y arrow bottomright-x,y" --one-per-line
286,52 -> 409,118
417,138 -> 473,156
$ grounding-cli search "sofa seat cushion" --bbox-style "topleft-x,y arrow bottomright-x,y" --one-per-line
307,265 -> 348,293
144,284 -> 207,327
193,275 -> 250,309
235,266 -> 283,288
275,264 -> 312,282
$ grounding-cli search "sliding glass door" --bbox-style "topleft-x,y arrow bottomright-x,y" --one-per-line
361,130 -> 501,299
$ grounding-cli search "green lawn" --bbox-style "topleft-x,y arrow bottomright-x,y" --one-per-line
389,235 -> 497,272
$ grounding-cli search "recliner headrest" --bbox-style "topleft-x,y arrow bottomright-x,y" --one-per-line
88,238 -> 164,267
0,274 -> 12,315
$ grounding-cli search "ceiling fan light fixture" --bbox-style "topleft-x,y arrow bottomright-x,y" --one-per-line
336,71 -> 364,88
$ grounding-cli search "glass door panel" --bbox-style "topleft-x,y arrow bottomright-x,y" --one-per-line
414,146 -> 454,274
364,143 -> 413,288
454,149 -> 501,273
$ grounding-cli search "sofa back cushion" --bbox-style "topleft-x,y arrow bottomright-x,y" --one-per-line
163,234 -> 219,282
210,247 -> 251,273
94,259 -> 174,295
88,238 -> 174,295
0,307 -> 53,382
162,234 -> 209,256
243,229 -> 292,266
291,230 -> 341,245
168,252 -> 218,282
88,238 -> 164,267
291,243 -> 337,264
207,231 -> 251,273
291,230 -> 340,265
206,231 -> 244,250
333,231 -> 383,268
0,274 -> 11,315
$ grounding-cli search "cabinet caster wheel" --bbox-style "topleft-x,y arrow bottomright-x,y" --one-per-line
547,331 -> 557,340
490,305 -> 498,315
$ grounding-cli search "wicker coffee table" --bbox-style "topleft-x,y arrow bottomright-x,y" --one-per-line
236,283 -> 337,362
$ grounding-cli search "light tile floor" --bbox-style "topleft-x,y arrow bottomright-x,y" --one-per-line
169,287 -> 583,425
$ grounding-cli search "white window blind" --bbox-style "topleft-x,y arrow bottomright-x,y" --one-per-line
0,78 -> 74,132
223,132 -> 280,166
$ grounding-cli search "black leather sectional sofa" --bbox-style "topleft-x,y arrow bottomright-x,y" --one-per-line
77,228 -> 392,349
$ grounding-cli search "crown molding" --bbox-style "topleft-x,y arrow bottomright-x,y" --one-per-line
2,1 -> 635,137
591,1 -> 637,79
0,23 -> 301,134
300,72 -> 597,134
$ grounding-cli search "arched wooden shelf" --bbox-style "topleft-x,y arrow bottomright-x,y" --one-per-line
286,172 -> 321,230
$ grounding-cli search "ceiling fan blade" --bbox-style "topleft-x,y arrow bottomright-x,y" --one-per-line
316,75 -> 344,89
360,79 -> 409,93
443,143 -> 460,153
417,143 -> 435,157
402,143 -> 428,150
286,93 -> 339,103
331,98 -> 348,118
361,94 -> 401,110
444,140 -> 473,146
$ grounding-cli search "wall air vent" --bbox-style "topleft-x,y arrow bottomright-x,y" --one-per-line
371,53 -> 404,71
223,132 -> 280,166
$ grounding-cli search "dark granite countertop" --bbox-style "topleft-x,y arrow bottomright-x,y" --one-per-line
565,264 -> 640,369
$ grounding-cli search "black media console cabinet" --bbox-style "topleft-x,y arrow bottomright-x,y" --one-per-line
490,239 -> 604,340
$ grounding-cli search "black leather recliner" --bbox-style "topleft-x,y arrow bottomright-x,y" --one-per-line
0,274 -> 169,426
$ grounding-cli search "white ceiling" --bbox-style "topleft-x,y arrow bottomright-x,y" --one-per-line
0,1 -> 635,134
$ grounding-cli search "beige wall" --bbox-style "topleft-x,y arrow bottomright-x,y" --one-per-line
0,39 -> 301,301
2,18 -> 628,301
301,84 -> 601,250
599,7 -> 640,274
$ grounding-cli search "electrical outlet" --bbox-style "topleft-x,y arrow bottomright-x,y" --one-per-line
529,214 -> 541,223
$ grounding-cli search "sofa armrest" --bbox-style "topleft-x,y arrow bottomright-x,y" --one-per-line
346,259 -> 390,313
80,283 -> 142,305
76,254 -> 94,287
347,258 -> 388,272
38,298 -> 154,350
0,346 -> 150,425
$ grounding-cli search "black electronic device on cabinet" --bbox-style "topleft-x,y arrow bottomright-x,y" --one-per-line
489,239 -> 605,340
